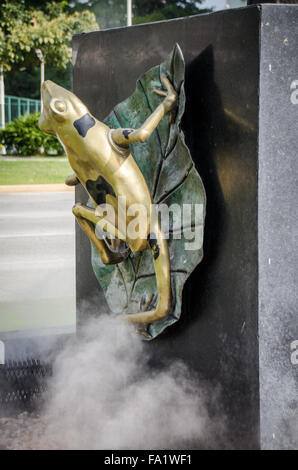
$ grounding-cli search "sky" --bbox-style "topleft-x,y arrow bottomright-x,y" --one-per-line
204,0 -> 246,10
204,0 -> 227,10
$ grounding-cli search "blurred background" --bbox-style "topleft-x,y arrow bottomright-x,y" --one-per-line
1,0 -> 244,102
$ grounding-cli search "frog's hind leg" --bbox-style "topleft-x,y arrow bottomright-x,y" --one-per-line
121,223 -> 172,324
73,203 -> 126,265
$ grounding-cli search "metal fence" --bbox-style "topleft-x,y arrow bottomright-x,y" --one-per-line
1,95 -> 41,127
0,359 -> 51,413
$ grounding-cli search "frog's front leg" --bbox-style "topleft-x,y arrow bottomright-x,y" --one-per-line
65,173 -> 79,186
111,74 -> 177,148
72,203 -> 126,265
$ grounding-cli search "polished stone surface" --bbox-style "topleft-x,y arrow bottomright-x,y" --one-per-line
258,6 -> 298,449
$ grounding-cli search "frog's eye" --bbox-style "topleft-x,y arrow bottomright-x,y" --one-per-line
50,99 -> 67,121
54,100 -> 66,112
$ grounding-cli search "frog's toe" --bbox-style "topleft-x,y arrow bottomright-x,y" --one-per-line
65,174 -> 79,186
103,236 -> 130,258
136,326 -> 152,340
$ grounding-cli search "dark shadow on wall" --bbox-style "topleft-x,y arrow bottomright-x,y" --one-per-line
152,45 -> 228,341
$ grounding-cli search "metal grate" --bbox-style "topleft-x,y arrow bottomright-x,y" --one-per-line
0,360 -> 52,410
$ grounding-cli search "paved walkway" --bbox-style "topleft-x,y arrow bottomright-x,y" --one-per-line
0,190 -> 76,336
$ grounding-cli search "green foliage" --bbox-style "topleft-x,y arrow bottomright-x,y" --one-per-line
0,112 -> 64,156
0,0 -> 32,70
24,7 -> 98,70
0,0 -> 98,71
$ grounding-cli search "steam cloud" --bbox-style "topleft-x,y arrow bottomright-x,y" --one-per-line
35,314 -> 225,450
1,312 -> 226,449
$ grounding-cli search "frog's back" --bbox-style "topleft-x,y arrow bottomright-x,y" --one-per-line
70,125 -> 152,213
108,153 -> 152,209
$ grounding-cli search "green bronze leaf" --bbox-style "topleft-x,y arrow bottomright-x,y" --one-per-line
90,44 -> 206,339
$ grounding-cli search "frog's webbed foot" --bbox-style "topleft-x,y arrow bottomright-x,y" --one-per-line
103,236 -> 130,259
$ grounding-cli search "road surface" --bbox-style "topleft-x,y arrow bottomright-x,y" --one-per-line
0,190 -> 76,338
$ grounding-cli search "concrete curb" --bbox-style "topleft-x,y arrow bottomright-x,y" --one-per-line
0,184 -> 75,193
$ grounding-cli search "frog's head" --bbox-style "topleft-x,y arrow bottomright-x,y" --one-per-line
39,80 -> 93,148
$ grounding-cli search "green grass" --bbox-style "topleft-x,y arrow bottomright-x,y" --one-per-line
4,155 -> 65,158
0,160 -> 72,185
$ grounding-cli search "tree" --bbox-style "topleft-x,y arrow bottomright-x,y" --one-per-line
0,0 -> 32,72
0,1 -> 98,72
0,0 -> 98,134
